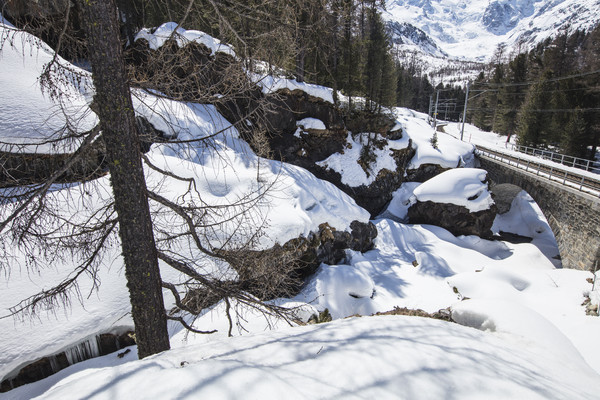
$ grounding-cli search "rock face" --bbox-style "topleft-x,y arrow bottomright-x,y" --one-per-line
407,200 -> 498,238
231,220 -> 378,298
0,115 -> 166,188
128,38 -> 417,217
406,163 -> 452,183
489,183 -> 523,214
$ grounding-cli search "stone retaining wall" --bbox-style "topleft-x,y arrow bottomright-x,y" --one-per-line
478,155 -> 600,271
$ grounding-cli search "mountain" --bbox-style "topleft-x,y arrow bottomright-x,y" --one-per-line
384,0 -> 600,62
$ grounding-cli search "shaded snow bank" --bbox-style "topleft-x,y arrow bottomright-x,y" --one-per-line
20,316 -> 600,400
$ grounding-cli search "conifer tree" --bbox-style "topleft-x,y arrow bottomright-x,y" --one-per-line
516,71 -> 554,147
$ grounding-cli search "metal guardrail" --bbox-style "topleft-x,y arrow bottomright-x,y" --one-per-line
507,144 -> 598,172
476,145 -> 600,197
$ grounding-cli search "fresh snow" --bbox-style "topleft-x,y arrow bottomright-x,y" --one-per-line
411,168 -> 494,212
135,22 -> 235,57
296,117 -> 326,131
2,18 -> 600,400
0,24 -> 368,384
12,316 -> 600,400
395,108 -> 475,169
252,74 -> 335,104
0,22 -> 96,153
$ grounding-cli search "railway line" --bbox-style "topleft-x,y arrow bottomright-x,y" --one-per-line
475,145 -> 600,196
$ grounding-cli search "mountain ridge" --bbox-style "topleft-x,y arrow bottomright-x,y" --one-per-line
384,0 -> 600,62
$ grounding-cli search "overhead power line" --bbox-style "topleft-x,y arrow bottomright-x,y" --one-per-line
472,68 -> 600,89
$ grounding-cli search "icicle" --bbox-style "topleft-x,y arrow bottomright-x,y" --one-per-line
48,355 -> 61,374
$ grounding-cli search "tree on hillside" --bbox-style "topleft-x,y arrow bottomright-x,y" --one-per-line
364,2 -> 395,110
0,0 -> 302,361
76,0 -> 170,358
516,71 -> 554,147
495,52 -> 528,137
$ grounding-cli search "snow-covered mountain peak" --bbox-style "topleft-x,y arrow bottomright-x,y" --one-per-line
385,0 -> 600,62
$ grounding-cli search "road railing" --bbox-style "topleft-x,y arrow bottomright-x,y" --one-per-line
475,145 -> 600,197
507,143 -> 598,172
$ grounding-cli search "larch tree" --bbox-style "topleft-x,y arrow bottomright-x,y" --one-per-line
75,0 -> 170,358
0,0 -> 304,362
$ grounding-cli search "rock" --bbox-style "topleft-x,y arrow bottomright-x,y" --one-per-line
405,163 -> 451,182
0,136 -> 107,188
344,109 -> 397,137
125,36 -> 417,217
181,220 -> 378,311
489,183 -> 523,214
408,200 -> 498,238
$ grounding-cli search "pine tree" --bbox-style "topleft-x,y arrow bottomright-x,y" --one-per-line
561,108 -> 588,158
516,71 -> 554,147
496,52 -> 528,137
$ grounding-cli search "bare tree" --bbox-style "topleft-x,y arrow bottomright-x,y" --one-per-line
0,0 -> 308,363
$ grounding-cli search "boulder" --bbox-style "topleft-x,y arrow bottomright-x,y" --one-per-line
408,200 -> 498,238
405,163 -> 451,182
407,168 -> 498,238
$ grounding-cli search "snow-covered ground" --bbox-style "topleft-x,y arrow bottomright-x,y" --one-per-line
2,20 -> 600,400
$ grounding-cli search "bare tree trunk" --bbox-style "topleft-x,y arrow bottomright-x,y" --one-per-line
76,0 -> 170,358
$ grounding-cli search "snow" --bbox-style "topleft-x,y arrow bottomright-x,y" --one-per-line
384,0 -> 600,62
296,117 -> 326,131
251,73 -> 335,104
394,108 -> 475,169
0,22 -> 97,153
411,168 -> 494,212
3,18 -> 600,400
11,316 -> 600,400
135,22 -> 235,57
317,132 -> 410,187
0,26 -> 368,383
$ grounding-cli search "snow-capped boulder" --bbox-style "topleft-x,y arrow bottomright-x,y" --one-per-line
407,168 -> 497,237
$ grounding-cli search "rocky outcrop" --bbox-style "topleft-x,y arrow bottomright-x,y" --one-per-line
406,163 -> 451,183
0,115 -> 165,188
407,200 -> 498,238
0,138 -> 106,188
230,220 -> 377,298
182,220 -> 378,312
127,38 -> 417,217
127,39 -> 243,103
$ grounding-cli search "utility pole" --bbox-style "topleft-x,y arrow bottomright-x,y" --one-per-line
428,95 -> 433,125
433,90 -> 440,129
460,81 -> 470,141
